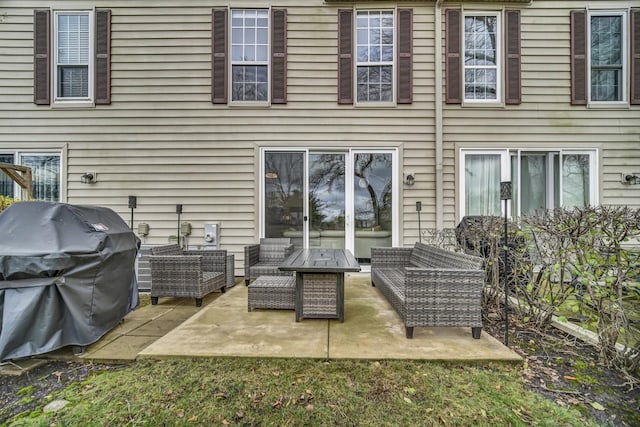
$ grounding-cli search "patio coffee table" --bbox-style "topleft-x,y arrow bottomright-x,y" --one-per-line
279,248 -> 361,322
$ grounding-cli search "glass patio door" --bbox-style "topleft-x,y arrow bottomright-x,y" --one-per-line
262,149 -> 396,262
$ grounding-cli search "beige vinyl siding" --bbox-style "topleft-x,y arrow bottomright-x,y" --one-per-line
442,1 -> 640,226
1,1 -> 638,274
0,1 -> 436,275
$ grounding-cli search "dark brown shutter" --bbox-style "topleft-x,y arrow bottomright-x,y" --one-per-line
95,9 -> 111,105
397,9 -> 413,104
271,9 -> 287,104
505,10 -> 521,105
33,9 -> 50,105
338,9 -> 353,105
631,9 -> 640,105
570,10 -> 587,105
445,9 -> 462,104
212,8 -> 228,104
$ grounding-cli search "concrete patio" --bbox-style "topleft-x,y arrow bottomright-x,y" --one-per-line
73,273 -> 520,363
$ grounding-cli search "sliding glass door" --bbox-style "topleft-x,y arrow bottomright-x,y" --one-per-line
262,149 -> 397,263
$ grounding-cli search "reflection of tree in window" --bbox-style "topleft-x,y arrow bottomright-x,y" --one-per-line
264,153 -> 304,235
562,155 -> 590,207
354,154 -> 392,230
0,154 -> 14,198
309,154 -> 345,231
590,15 -> 622,101
464,15 -> 498,100
23,155 -> 60,202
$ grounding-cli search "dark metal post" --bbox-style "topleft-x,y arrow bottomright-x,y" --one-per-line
176,204 -> 183,247
128,196 -> 137,230
500,181 -> 512,347
416,201 -> 422,243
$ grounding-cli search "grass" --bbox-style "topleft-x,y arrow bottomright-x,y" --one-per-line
8,358 -> 593,426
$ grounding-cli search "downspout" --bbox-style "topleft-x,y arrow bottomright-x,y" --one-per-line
434,0 -> 444,230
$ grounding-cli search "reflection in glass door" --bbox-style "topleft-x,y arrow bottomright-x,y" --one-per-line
263,151 -> 305,248
309,153 -> 346,249
352,152 -> 393,263
262,149 -> 396,261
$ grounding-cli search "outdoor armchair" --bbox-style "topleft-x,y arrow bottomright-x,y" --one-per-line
244,238 -> 295,286
148,244 -> 229,306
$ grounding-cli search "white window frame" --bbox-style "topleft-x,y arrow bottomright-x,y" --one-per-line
0,150 -> 64,202
462,11 -> 502,104
229,8 -> 270,105
52,10 -> 95,107
587,10 -> 628,106
459,148 -> 598,221
354,9 -> 396,106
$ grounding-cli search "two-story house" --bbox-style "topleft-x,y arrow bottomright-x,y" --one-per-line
1,0 -> 638,275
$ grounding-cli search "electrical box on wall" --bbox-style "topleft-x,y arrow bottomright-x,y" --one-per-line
203,223 -> 220,248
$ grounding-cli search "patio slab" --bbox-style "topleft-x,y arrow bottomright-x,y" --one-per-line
138,273 -> 521,362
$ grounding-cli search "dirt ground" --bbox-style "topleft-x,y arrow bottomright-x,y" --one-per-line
1,314 -> 638,426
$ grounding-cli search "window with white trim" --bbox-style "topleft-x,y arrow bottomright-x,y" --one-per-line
460,149 -> 597,219
231,9 -> 269,102
0,152 -> 62,202
589,11 -> 627,102
54,11 -> 93,102
356,10 -> 394,103
464,12 -> 501,102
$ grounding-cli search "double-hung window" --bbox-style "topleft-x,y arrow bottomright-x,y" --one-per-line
445,9 -> 521,105
571,9 -> 639,105
33,9 -> 111,106
0,152 -> 62,202
54,11 -> 92,101
463,13 -> 500,102
212,8 -> 287,105
356,10 -> 394,103
460,149 -> 597,219
231,9 -> 269,102
338,8 -> 413,105
589,11 -> 626,103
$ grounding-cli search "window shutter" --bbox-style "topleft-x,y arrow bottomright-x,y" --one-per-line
271,9 -> 287,104
570,10 -> 587,105
631,9 -> 640,105
95,9 -> 111,105
445,9 -> 462,104
33,9 -> 50,105
338,9 -> 353,105
397,9 -> 413,104
212,8 -> 228,104
504,10 -> 521,105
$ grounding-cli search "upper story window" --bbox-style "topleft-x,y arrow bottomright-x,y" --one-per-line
446,9 -> 521,105
0,152 -> 62,202
338,8 -> 413,105
571,9 -> 639,106
212,8 -> 287,105
356,10 -> 394,103
589,12 -> 626,103
54,11 -> 92,102
33,9 -> 111,106
464,13 -> 500,102
231,9 -> 269,102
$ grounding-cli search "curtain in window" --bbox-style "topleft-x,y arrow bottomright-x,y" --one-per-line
465,154 -> 500,216
520,155 -> 547,215
0,154 -> 15,198
22,155 -> 60,202
562,154 -> 590,207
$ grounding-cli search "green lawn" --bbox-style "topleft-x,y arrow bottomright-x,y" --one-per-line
8,358 -> 593,426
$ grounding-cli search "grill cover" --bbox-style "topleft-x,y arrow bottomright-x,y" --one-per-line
0,202 -> 140,360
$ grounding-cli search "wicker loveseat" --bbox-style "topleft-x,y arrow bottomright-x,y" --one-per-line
148,244 -> 230,306
244,238 -> 295,286
371,242 -> 485,339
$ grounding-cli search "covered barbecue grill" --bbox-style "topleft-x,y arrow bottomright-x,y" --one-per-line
0,202 -> 140,360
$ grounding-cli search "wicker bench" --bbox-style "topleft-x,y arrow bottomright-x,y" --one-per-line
247,276 -> 296,311
371,242 -> 485,339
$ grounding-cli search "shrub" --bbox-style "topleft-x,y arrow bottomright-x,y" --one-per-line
0,195 -> 18,212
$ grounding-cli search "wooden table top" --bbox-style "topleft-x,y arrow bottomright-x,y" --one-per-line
279,248 -> 361,273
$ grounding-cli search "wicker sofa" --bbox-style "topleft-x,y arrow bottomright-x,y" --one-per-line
371,242 -> 485,339
148,244 -> 230,306
244,238 -> 295,286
